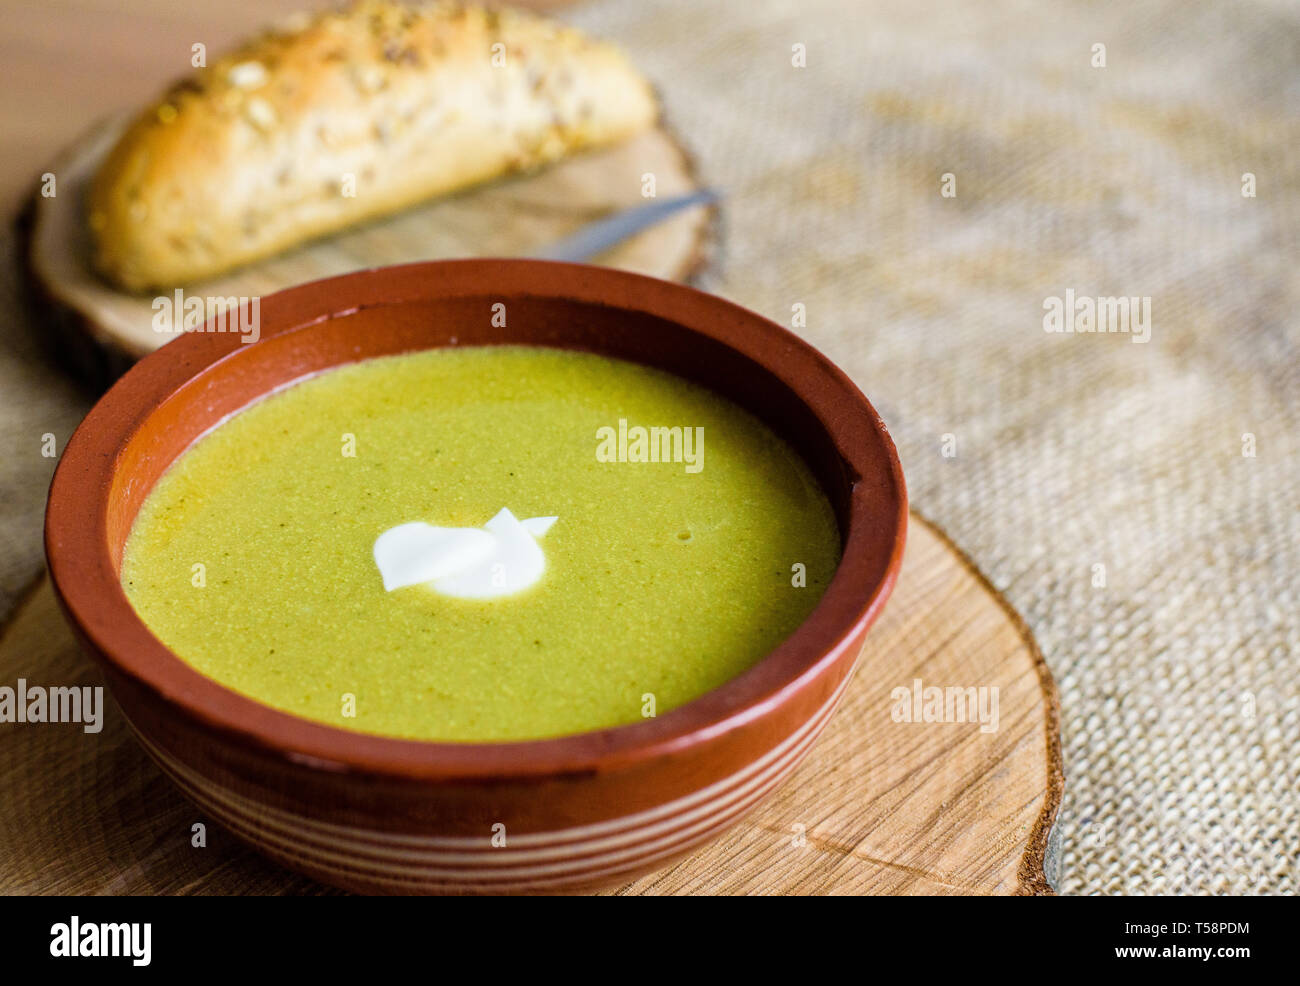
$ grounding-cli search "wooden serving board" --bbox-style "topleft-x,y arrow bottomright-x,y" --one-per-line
24,115 -> 715,384
0,514 -> 1062,895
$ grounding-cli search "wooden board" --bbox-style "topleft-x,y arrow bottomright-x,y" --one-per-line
0,514 -> 1062,895
23,114 -> 716,383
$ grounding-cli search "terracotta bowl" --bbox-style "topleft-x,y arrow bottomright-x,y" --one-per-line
45,260 -> 906,894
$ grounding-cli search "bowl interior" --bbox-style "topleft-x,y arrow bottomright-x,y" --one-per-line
108,294 -> 860,568
51,261 -> 906,774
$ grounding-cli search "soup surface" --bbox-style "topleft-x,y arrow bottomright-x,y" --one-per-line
121,346 -> 841,741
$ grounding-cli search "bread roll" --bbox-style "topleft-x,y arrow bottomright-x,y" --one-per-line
86,1 -> 658,291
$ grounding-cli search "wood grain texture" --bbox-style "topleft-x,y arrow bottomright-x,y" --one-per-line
25,112 -> 715,374
0,514 -> 1062,895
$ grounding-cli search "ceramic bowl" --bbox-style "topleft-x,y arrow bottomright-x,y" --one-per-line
45,260 -> 906,894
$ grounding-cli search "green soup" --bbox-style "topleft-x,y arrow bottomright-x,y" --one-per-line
121,346 -> 841,741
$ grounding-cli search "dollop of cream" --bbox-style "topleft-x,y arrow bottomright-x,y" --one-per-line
373,509 -> 558,600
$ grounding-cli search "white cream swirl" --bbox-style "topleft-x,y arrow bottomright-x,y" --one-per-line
373,508 -> 557,600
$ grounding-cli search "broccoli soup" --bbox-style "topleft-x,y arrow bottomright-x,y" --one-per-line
121,346 -> 841,741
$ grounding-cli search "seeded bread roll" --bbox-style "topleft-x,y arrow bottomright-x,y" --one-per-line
86,1 -> 658,291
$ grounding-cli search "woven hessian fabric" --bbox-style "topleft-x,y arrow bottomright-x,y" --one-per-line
569,0 -> 1299,894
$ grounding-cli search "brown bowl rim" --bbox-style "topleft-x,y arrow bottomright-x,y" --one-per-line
44,260 -> 907,782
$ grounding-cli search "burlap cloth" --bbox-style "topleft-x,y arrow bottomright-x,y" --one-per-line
1,0 -> 1295,894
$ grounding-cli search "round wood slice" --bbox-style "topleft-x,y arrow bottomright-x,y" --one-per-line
23,114 -> 716,385
0,513 -> 1062,895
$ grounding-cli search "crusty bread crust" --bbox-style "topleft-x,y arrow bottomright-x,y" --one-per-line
86,1 -> 658,291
